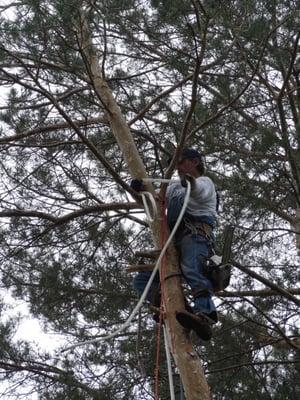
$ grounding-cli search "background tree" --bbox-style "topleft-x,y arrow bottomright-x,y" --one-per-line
0,0 -> 299,399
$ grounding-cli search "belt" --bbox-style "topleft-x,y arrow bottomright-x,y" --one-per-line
197,221 -> 212,237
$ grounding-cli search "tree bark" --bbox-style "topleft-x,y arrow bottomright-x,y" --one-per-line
78,14 -> 211,400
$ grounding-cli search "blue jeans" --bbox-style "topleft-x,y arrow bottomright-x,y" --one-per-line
133,270 -> 160,305
179,233 -> 216,315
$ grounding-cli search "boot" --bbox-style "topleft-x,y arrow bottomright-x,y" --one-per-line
176,310 -> 213,341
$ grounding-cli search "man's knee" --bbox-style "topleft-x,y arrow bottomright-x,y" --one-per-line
132,271 -> 159,294
133,272 -> 149,293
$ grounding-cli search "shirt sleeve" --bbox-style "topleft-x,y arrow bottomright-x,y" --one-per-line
166,180 -> 186,228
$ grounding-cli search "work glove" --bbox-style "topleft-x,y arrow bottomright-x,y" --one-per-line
130,179 -> 144,192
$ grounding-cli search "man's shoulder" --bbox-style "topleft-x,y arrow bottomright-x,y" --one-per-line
196,176 -> 215,187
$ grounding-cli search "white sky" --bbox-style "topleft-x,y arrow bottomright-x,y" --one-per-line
3,289 -> 66,351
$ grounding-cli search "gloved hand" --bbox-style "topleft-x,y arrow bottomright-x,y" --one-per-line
130,179 -> 144,192
180,174 -> 195,189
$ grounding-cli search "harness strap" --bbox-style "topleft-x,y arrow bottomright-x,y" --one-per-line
163,273 -> 183,282
183,219 -> 213,239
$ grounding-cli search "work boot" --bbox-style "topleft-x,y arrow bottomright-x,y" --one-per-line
176,310 -> 213,341
151,298 -> 194,324
205,311 -> 218,324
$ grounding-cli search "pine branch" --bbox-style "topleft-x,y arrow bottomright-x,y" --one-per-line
128,73 -> 193,126
218,287 -> 300,298
256,333 -> 300,350
0,202 -> 141,225
190,16 -> 290,138
232,261 -> 300,306
207,359 -> 300,375
0,360 -> 100,398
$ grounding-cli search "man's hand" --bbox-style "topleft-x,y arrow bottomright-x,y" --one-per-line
180,174 -> 196,189
130,179 -> 144,192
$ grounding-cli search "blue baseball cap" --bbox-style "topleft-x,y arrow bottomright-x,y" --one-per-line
179,148 -> 202,161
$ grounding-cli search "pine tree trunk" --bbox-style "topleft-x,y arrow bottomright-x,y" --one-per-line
78,14 -> 211,400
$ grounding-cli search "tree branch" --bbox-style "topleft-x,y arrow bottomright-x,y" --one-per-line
0,117 -> 107,145
232,261 -> 300,306
207,359 -> 300,375
0,202 -> 141,225
218,287 -> 300,298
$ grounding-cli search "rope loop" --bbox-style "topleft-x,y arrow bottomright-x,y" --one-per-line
140,191 -> 158,224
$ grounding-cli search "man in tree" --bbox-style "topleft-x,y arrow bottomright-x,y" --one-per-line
132,148 -> 218,340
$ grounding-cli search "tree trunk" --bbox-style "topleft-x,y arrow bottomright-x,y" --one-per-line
78,14 -> 211,400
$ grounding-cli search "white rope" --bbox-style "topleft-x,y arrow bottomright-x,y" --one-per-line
163,325 -> 176,400
141,177 -> 172,223
143,178 -> 172,183
62,180 -> 191,352
140,191 -> 158,224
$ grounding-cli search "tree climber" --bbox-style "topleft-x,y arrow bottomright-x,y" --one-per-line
131,148 -> 218,341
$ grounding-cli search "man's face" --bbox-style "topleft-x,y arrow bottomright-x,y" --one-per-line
177,158 -> 199,176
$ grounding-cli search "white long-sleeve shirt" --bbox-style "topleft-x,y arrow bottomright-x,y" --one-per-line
166,176 -> 217,220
